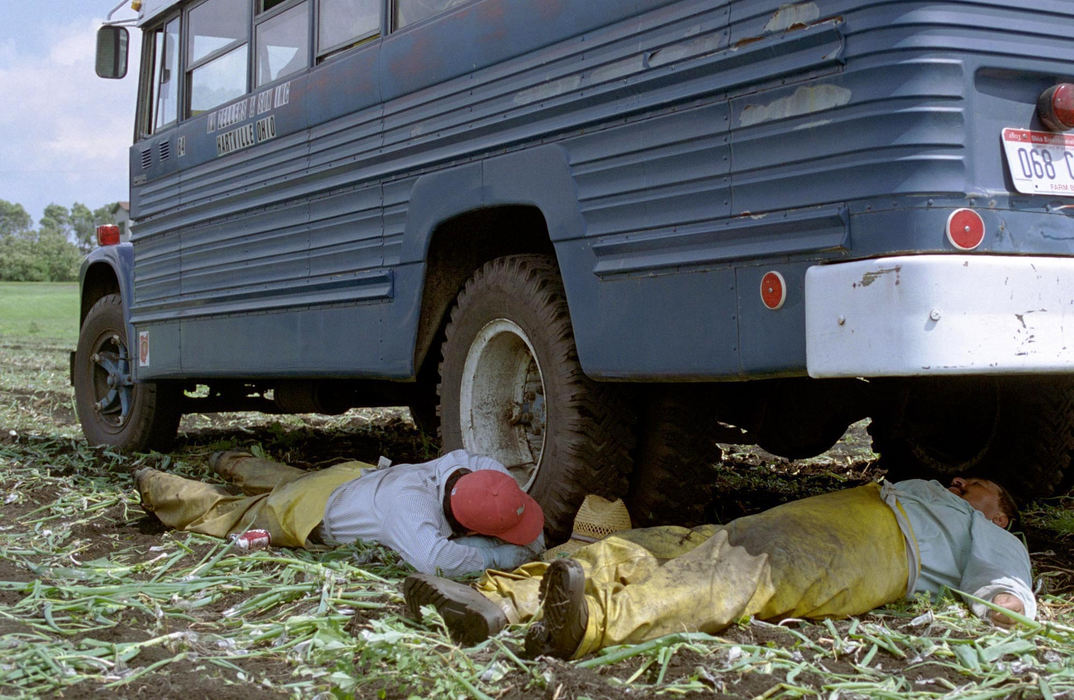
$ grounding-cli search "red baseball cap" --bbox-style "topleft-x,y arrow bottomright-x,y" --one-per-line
450,470 -> 544,545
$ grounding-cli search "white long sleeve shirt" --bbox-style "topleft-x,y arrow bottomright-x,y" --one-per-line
320,449 -> 543,576
886,479 -> 1036,621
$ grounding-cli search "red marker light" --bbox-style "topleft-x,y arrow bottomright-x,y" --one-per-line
96,224 -> 121,246
760,271 -> 786,310
1038,83 -> 1074,131
946,209 -> 985,250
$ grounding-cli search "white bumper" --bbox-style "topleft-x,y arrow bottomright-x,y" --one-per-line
805,255 -> 1074,377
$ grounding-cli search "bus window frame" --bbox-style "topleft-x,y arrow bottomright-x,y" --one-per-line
391,0 -> 473,32
137,13 -> 183,139
254,0 -> 312,88
184,0 -> 252,118
132,0 -> 391,138
315,0 -> 381,62
135,23 -> 161,139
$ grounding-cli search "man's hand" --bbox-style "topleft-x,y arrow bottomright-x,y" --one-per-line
990,592 -> 1024,627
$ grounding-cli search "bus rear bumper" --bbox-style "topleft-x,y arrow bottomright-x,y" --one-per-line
806,255 -> 1074,378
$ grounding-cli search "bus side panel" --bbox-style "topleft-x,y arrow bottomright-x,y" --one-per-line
127,0 -> 1074,383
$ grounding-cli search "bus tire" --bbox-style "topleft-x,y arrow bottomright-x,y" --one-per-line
626,388 -> 722,527
868,377 -> 1074,498
73,294 -> 181,452
438,255 -> 636,540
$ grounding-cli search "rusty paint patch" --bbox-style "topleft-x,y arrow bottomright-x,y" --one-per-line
740,84 -> 852,127
853,266 -> 900,288
764,3 -> 822,33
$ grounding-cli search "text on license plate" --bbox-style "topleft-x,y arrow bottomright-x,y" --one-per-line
1002,128 -> 1074,196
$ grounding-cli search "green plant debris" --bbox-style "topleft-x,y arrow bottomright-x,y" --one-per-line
1,283 -> 1073,698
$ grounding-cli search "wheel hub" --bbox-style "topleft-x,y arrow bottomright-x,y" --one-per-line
459,318 -> 547,490
92,333 -> 134,426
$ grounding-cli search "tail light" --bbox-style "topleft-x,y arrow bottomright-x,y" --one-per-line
1038,83 -> 1074,132
96,224 -> 121,246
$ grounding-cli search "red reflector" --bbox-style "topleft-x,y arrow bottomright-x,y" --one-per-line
760,271 -> 786,310
946,209 -> 985,250
96,224 -> 121,246
1038,83 -> 1074,131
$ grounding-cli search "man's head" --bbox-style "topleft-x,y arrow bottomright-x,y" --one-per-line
948,476 -> 1018,529
444,469 -> 544,545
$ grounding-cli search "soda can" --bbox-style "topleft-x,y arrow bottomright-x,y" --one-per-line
231,529 -> 271,552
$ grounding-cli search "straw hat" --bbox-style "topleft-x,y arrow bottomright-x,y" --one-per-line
542,495 -> 633,561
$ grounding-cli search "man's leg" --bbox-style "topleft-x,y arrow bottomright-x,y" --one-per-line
533,483 -> 909,659
527,529 -> 771,658
474,524 -> 719,626
138,462 -> 367,547
402,524 -> 724,646
722,482 -> 908,621
210,451 -> 310,494
136,469 -> 272,539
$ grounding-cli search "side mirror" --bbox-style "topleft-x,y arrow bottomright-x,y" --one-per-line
95,26 -> 129,79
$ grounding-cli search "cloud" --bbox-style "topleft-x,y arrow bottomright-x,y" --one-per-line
0,16 -> 140,216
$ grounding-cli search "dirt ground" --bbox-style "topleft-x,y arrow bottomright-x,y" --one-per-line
2,406 -> 1073,698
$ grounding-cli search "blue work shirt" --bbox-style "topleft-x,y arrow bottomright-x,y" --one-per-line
320,449 -> 543,576
889,479 -> 1036,621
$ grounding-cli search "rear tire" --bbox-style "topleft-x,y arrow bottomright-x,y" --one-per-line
73,294 -> 181,452
438,255 -> 635,540
869,376 -> 1074,497
626,388 -> 722,527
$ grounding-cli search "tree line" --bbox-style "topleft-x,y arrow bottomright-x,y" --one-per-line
0,200 -> 127,282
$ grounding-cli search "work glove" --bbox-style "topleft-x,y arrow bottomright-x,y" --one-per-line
453,535 -> 500,552
483,542 -> 540,570
455,536 -> 542,570
526,532 -> 546,555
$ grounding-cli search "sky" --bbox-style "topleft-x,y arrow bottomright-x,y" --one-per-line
0,1 -> 143,225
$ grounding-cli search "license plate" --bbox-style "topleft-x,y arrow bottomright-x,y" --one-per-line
1002,127 -> 1074,196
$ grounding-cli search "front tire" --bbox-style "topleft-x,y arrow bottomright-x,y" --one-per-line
438,255 -> 635,539
73,294 -> 181,452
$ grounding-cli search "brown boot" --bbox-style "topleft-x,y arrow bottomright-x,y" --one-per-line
524,558 -> 587,659
403,574 -> 507,646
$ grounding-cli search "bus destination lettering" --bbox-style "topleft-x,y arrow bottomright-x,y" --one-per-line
208,81 -> 289,156
216,116 -> 277,156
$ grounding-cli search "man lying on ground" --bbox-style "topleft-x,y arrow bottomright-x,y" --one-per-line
135,449 -> 544,576
405,477 -> 1033,657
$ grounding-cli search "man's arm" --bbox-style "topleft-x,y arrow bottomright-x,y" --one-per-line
959,515 -> 1036,625
384,513 -> 541,577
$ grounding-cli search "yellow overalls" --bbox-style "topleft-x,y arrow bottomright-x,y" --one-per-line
476,482 -> 908,658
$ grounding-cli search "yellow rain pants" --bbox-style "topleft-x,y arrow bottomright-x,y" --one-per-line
477,483 -> 907,658
137,454 -> 371,548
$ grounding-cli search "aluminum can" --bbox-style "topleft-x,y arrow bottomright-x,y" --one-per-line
231,529 -> 271,552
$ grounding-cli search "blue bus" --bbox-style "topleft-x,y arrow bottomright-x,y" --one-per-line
82,0 -> 1074,535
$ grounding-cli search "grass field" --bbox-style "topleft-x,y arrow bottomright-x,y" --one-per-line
1,282 -> 1073,698
0,282 -> 79,346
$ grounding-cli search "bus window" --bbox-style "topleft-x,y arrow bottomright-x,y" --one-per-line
317,0 -> 379,58
256,2 -> 310,87
153,17 -> 180,131
393,0 -> 471,29
187,0 -> 249,116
